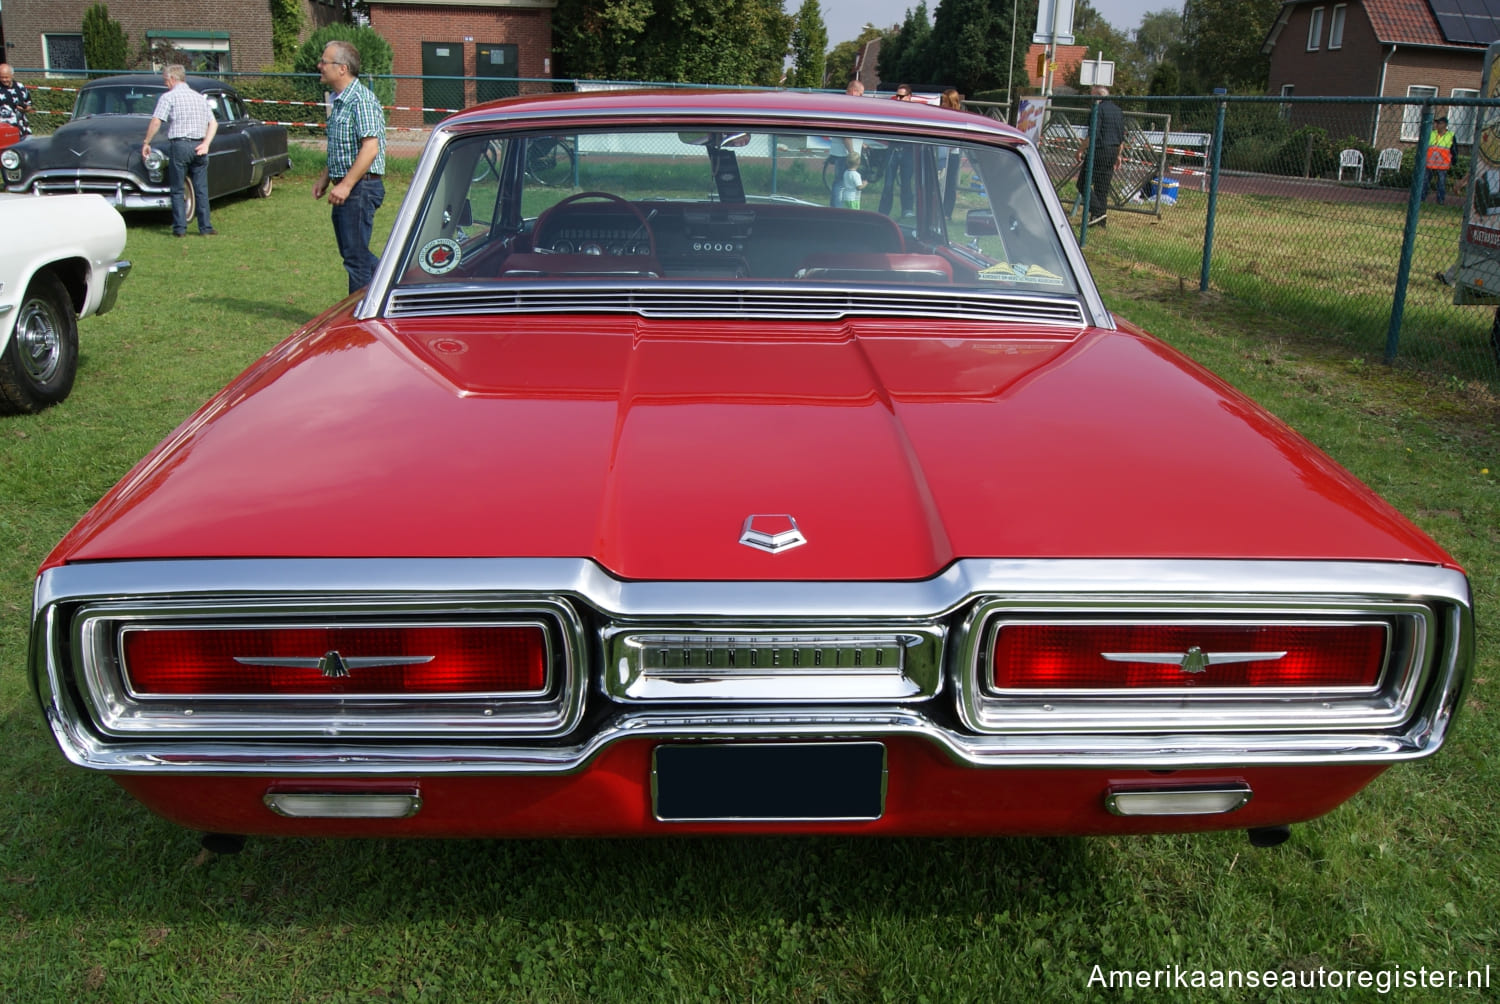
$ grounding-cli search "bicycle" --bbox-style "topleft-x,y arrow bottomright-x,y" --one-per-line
526,136 -> 577,187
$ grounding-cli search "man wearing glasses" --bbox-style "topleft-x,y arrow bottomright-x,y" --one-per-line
313,41 -> 388,293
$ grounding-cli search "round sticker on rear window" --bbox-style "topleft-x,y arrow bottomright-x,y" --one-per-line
419,238 -> 462,275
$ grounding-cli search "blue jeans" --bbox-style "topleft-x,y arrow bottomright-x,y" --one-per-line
331,176 -> 385,293
1427,169 -> 1448,205
168,138 -> 211,234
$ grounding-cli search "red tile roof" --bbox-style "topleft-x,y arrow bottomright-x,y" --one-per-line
1364,0 -> 1484,48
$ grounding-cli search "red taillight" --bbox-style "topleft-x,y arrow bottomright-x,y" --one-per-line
122,624 -> 548,696
991,622 -> 1387,690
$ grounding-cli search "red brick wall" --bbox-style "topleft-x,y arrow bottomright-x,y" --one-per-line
2,0 -> 347,73
369,4 -> 554,131
2,0 -> 281,72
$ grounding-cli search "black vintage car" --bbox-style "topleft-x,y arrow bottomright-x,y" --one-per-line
0,75 -> 290,218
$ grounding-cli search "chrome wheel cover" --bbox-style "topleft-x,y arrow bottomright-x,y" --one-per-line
15,297 -> 64,383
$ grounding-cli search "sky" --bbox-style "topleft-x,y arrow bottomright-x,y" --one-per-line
814,0 -> 1184,50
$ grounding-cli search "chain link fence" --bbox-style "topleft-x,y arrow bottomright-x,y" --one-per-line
1053,94 -> 1500,387
8,72 -> 1497,385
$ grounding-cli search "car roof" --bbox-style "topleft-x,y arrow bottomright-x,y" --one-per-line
81,73 -> 234,94
440,88 -> 1025,143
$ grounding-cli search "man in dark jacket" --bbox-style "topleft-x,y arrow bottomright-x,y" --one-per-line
1088,85 -> 1125,228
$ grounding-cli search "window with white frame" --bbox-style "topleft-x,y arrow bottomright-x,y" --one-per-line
1451,88 -> 1480,145
1330,5 -> 1347,48
145,31 -> 232,74
1307,7 -> 1325,50
1402,85 -> 1439,142
1280,83 -> 1295,122
43,34 -> 86,77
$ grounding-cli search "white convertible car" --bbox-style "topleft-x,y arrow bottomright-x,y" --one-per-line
0,193 -> 131,413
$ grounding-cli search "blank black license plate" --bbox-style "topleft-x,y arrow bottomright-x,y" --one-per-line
652,742 -> 886,821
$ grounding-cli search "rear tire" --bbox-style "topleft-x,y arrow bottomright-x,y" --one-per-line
252,171 -> 273,198
0,273 -> 78,414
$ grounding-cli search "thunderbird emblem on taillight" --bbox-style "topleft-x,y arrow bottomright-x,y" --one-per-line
739,514 -> 807,553
320,651 -> 351,678
1101,647 -> 1286,673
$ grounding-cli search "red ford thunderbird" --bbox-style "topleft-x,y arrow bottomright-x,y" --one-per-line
28,91 -> 1472,849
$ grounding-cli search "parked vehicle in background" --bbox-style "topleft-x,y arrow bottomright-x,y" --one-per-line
0,74 -> 289,217
0,120 -> 19,151
27,90 -> 1473,849
0,193 -> 130,413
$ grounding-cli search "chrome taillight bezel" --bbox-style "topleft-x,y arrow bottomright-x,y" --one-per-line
67,596 -> 586,739
955,599 -> 1437,734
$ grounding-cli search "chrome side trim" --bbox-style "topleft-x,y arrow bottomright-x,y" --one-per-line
97,259 -> 131,315
29,706 -> 1461,775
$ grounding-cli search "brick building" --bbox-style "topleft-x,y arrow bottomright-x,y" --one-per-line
368,0 -> 555,130
1263,0 -> 1495,149
0,0 -> 343,74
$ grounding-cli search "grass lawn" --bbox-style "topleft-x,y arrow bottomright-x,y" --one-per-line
0,158 -> 1495,1002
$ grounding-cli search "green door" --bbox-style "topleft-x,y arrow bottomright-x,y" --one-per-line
421,41 -> 464,125
475,44 -> 520,103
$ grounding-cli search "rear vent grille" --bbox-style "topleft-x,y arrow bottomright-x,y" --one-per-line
385,282 -> 1089,326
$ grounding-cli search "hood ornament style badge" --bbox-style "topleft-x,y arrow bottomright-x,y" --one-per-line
739,514 -> 807,553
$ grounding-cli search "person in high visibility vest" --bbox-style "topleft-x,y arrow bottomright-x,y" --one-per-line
1426,115 -> 1455,205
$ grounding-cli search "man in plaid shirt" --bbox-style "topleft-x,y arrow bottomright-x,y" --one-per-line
141,65 -> 219,236
313,40 -> 387,293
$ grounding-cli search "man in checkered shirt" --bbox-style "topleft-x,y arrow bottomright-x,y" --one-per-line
313,40 -> 387,293
141,65 -> 219,236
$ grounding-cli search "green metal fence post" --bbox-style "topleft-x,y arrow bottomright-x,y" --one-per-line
1199,98 -> 1227,293
1387,104 -> 1435,364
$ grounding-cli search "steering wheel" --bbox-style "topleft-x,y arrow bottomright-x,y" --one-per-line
534,191 -> 657,258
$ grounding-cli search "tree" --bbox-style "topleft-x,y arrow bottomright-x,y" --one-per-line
552,0 -> 791,85
295,25 -> 395,105
879,3 -> 934,86
1066,0 -> 1143,94
269,0 -> 307,67
926,0 -> 1038,102
1180,0 -> 1281,92
1134,8 -> 1184,66
82,4 -> 130,73
787,0 -> 828,89
825,23 -> 885,89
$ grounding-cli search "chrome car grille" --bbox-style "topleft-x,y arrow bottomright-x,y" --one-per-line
385,283 -> 1090,326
